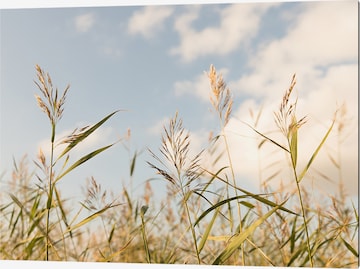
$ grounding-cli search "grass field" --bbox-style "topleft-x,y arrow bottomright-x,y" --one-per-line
0,65 -> 358,267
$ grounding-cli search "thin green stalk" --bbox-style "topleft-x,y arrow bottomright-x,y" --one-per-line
46,123 -> 56,261
100,216 -> 114,258
140,206 -> 151,263
289,141 -> 314,267
208,64 -> 244,264
221,123 -> 245,265
186,205 -> 201,264
177,161 -> 200,264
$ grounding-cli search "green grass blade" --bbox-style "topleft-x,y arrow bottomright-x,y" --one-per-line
243,121 -> 290,153
194,195 -> 250,227
56,143 -> 115,182
56,110 -> 120,161
239,201 -> 255,209
290,216 -> 298,253
10,209 -> 22,238
54,186 -> 72,238
340,236 -> 358,257
198,202 -> 220,254
213,203 -> 283,265
298,119 -> 334,183
108,223 -> 115,244
25,235 -> 45,259
203,168 -> 299,216
66,204 -> 113,233
287,244 -> 307,266
130,150 -> 137,177
289,117 -> 298,168
199,166 -> 228,197
9,194 -> 48,238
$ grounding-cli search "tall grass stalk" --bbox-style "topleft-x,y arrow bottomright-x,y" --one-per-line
208,65 -> 245,264
34,65 -> 69,260
274,74 -> 314,266
148,112 -> 203,264
247,74 -> 337,266
140,205 -> 151,263
33,65 -> 120,260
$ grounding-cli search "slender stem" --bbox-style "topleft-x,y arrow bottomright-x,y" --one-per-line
289,144 -> 313,267
221,121 -> 244,265
46,123 -> 56,261
140,214 -> 151,263
182,191 -> 201,264
178,167 -> 200,264
295,180 -> 313,267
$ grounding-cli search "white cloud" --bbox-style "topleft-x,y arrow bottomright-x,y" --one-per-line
230,2 -> 357,196
102,46 -> 122,58
127,6 -> 174,39
146,116 -> 170,136
170,3 -> 276,62
234,1 -> 357,99
74,13 -> 95,33
175,2 -> 358,197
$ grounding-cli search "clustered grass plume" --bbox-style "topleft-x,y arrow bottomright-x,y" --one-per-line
34,64 -> 69,133
274,73 -> 307,143
0,64 -> 357,267
148,112 -> 203,191
147,112 -> 203,264
34,64 -> 70,260
208,64 -> 233,126
273,74 -> 314,266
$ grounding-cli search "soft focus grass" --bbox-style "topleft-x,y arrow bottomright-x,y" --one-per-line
0,65 -> 358,267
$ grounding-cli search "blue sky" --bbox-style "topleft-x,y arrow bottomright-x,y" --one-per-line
0,1 -> 358,205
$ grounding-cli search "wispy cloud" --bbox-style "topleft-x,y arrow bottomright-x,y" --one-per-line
175,2 -> 358,196
74,13 -> 95,33
170,3 -> 276,62
146,116 -> 170,136
225,3 -> 358,196
234,1 -> 357,100
127,6 -> 174,39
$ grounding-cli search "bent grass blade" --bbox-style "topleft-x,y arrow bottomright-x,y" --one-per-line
56,110 -> 121,162
213,203 -> 283,265
55,143 -> 116,183
297,119 -> 335,183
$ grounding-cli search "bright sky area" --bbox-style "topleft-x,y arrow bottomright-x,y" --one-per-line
0,1 -> 358,208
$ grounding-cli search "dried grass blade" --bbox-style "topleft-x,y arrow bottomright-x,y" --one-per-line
204,168 -> 298,216
99,237 -> 134,262
287,244 -> 307,266
213,203 -> 283,265
66,204 -> 114,233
